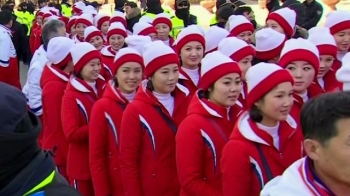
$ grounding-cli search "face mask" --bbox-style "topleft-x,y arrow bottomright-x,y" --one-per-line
176,8 -> 189,19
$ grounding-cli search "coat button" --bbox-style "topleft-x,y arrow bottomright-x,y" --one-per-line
152,174 -> 156,177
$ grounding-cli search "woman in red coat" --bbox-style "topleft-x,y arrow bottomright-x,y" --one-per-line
226,15 -> 254,44
93,14 -> 110,42
218,37 -> 255,108
89,48 -> 144,196
176,51 -> 243,196
72,14 -> 93,43
84,26 -> 104,51
40,37 -> 75,182
61,42 -> 106,196
152,13 -> 175,47
221,62 -> 303,196
173,25 -> 205,96
119,41 -> 192,196
279,38 -> 323,123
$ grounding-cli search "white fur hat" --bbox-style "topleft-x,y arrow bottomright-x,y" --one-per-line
325,10 -> 350,35
204,26 -> 229,53
112,48 -> 144,74
84,26 -> 103,42
227,15 -> 254,36
125,35 -> 152,54
110,11 -> 127,27
70,42 -> 101,73
75,13 -> 94,27
139,15 -> 153,24
173,25 -> 205,54
218,37 -> 255,62
133,22 -> 157,36
107,22 -> 127,40
47,37 -> 75,68
266,7 -> 296,38
152,13 -> 172,29
308,27 -> 337,58
94,14 -> 110,30
255,28 -> 286,60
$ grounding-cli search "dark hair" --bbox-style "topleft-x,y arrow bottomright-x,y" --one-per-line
233,6 -> 252,15
0,10 -> 12,25
113,77 -> 119,87
300,91 -> 350,146
73,70 -> 83,80
146,79 -> 154,91
1,4 -> 12,11
249,104 -> 263,122
53,3 -> 62,15
198,85 -> 214,99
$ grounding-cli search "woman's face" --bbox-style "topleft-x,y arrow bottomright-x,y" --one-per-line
155,23 -> 170,41
116,62 -> 143,94
76,23 -> 87,37
318,55 -> 334,78
149,33 -> 158,41
256,82 -> 293,123
70,25 -> 76,35
151,63 -> 179,94
333,29 -> 350,52
81,58 -> 101,82
209,73 -> 242,107
100,21 -> 110,35
109,34 -> 125,51
89,35 -> 104,50
180,41 -> 204,69
237,31 -> 253,44
37,16 -> 43,25
285,61 -> 316,94
266,19 -> 285,35
238,55 -> 253,81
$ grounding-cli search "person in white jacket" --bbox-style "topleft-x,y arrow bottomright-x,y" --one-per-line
261,91 -> 350,196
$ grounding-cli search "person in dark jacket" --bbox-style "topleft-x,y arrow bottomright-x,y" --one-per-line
125,1 -> 141,33
27,0 -> 35,14
272,0 -> 306,27
301,0 -> 323,30
266,0 -> 280,13
115,0 -> 126,12
0,82 -> 81,196
174,0 -> 197,27
216,4 -> 235,28
233,6 -> 257,29
143,0 -> 164,15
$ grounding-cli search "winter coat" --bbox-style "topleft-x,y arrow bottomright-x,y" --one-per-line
178,67 -> 199,96
237,81 -> 248,109
176,91 -> 242,196
126,7 -> 141,33
315,69 -> 341,92
100,46 -> 114,81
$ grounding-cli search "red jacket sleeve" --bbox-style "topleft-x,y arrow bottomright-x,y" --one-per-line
221,140 -> 252,196
89,101 -> 112,196
33,30 -> 41,52
61,93 -> 89,142
176,119 -> 222,196
29,28 -> 36,54
119,104 -> 143,196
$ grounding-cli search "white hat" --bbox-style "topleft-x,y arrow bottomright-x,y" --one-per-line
48,7 -> 59,16
139,15 -> 153,24
152,13 -> 172,29
84,26 -> 103,42
204,26 -> 229,53
94,14 -> 110,30
133,22 -> 157,36
142,41 -> 179,78
125,35 -> 152,54
336,52 -> 350,90
227,15 -> 254,36
173,25 -> 205,54
246,62 -> 294,109
83,5 -> 97,16
218,37 -> 255,62
279,38 -> 320,76
325,10 -> 350,35
107,22 -> 127,40
199,51 -> 241,90
47,37 -> 75,68
70,42 -> 101,73
308,27 -> 337,58
110,11 -> 127,27
73,2 -> 86,14
75,14 -> 93,27
112,48 -> 144,74
255,28 -> 286,60
47,15 -> 60,21
67,16 -> 78,32
266,7 -> 296,38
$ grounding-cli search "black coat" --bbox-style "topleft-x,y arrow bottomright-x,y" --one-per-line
126,7 -> 141,33
302,0 -> 323,30
11,14 -> 29,63
281,0 -> 306,26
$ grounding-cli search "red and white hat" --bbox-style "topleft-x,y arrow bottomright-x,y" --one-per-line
246,62 -> 294,109
84,26 -> 103,42
107,22 -> 127,41
218,37 -> 255,62
75,14 -> 93,27
110,11 -> 127,27
255,28 -> 286,61
336,52 -> 350,90
125,35 -> 152,54
94,14 -> 110,30
279,38 -> 320,76
67,16 -> 78,33
173,25 -> 206,55
83,5 -> 98,16
139,15 -> 153,24
266,7 -> 296,38
204,26 -> 229,54
47,37 -> 75,69
325,10 -> 350,35
308,27 -> 337,58
113,48 -> 144,75
73,2 -> 86,15
133,22 -> 157,36
37,7 -> 49,17
70,42 -> 101,73
199,51 -> 241,91
143,41 -> 179,78
152,13 -> 172,30
48,7 -> 59,16
42,12 -> 53,21
227,15 -> 254,36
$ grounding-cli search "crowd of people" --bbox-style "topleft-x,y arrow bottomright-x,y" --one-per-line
1,0 -> 350,195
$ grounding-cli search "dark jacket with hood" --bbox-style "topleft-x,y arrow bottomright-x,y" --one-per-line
126,7 -> 141,33
174,0 -> 197,27
275,0 -> 306,26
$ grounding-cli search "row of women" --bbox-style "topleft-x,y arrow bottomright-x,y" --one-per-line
34,1 -> 350,195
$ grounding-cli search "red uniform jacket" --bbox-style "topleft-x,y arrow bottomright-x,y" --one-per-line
100,46 -> 114,81
30,26 -> 40,54
89,81 -> 127,196
40,64 -> 69,166
61,76 -> 106,180
119,81 -> 191,196
178,67 -> 199,96
315,69 -> 341,92
332,58 -> 342,72
34,28 -> 42,54
176,91 -> 242,196
237,81 -> 248,109
221,112 -> 303,196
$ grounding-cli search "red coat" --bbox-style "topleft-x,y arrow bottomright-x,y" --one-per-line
34,27 -> 42,54
237,81 -> 248,109
40,64 -> 69,166
314,69 -> 341,92
100,46 -> 114,81
30,26 -> 40,54
178,67 -> 199,96
61,76 -> 106,180
119,81 -> 191,196
89,81 -> 127,196
221,112 -> 303,196
332,58 -> 342,72
176,91 -> 242,196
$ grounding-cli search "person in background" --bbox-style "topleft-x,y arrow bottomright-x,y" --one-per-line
215,4 -> 234,28
153,13 -> 174,47
114,0 -> 126,12
265,0 -> 280,13
61,0 -> 72,17
209,0 -> 245,26
142,0 -> 164,17
226,15 -> 254,44
261,92 -> 350,196
73,14 -> 94,43
271,0 -> 306,28
27,0 -> 35,14
125,1 -> 141,33
172,0 -> 197,37
94,14 -> 110,42
67,16 -> 78,38
39,0 -> 48,9
302,0 -> 323,30
84,26 -> 105,51
233,6 -> 257,29
265,7 -> 296,39
133,22 -> 158,41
